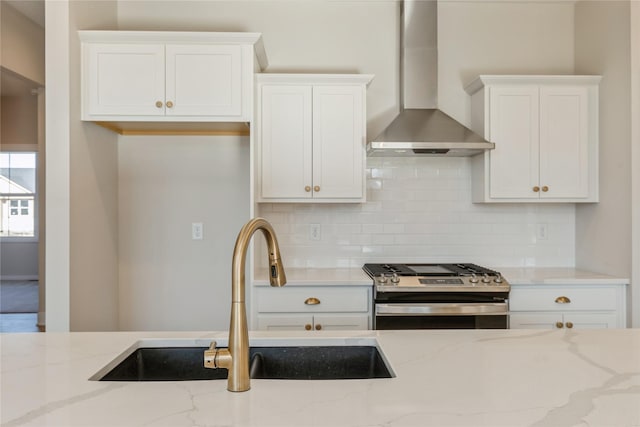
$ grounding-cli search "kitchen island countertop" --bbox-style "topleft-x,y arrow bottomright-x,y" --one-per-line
2,328 -> 639,426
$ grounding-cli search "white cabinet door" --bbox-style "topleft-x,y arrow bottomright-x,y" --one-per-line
257,314 -> 312,331
87,44 -> 165,116
488,85 -> 539,199
165,44 -> 242,117
539,86 -> 589,199
312,86 -> 364,199
260,85 -> 313,199
314,314 -> 369,331
510,312 -> 619,329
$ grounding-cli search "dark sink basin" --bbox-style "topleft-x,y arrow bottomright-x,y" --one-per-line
96,345 -> 393,381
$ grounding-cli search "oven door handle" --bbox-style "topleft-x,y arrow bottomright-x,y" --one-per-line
375,303 -> 509,316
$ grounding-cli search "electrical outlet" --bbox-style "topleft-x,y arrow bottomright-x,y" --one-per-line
192,222 -> 203,240
536,224 -> 548,241
309,223 -> 321,241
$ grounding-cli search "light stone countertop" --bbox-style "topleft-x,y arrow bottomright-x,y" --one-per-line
254,266 -> 629,287
497,267 -> 630,286
253,267 -> 372,286
2,329 -> 640,426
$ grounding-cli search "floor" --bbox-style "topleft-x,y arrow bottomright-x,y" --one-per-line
0,313 -> 40,333
0,280 -> 41,333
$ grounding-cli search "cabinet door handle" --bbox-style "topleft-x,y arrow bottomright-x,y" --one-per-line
315,324 -> 322,331
542,186 -> 549,192
304,297 -> 321,305
314,186 -> 320,192
566,321 -> 574,329
166,101 -> 174,108
305,186 -> 311,192
155,101 -> 163,108
556,321 -> 564,329
304,324 -> 312,331
533,186 -> 540,192
555,296 -> 571,304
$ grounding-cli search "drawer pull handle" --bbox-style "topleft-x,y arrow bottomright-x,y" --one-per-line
304,297 -> 321,305
315,324 -> 322,331
305,324 -> 312,331
555,296 -> 571,304
556,321 -> 564,329
566,321 -> 574,329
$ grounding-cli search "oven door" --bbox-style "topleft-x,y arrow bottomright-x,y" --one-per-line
375,302 -> 509,330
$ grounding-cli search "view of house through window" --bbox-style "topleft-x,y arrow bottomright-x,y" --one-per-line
0,152 -> 37,238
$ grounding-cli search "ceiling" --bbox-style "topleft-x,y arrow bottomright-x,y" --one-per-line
1,1 -> 44,97
4,0 -> 45,28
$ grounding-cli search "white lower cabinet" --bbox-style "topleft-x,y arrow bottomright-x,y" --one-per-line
254,285 -> 372,331
509,284 -> 627,329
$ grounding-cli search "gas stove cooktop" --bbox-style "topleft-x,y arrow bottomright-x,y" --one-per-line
362,263 -> 510,292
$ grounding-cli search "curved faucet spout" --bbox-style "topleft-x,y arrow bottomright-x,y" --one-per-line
204,217 -> 286,392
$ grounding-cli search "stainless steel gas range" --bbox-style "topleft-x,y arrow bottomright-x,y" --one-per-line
362,263 -> 510,330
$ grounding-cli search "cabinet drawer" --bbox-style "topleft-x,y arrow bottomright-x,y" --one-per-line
510,286 -> 619,311
256,286 -> 369,313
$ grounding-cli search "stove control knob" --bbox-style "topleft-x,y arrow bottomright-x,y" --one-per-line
481,274 -> 491,284
390,273 -> 400,285
469,274 -> 479,284
494,273 -> 503,284
377,274 -> 388,285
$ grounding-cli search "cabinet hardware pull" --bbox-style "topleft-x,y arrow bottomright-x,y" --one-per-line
155,101 -> 163,108
566,321 -> 574,329
166,101 -> 174,108
305,324 -> 312,331
555,296 -> 571,304
314,186 -> 320,192
533,186 -> 540,192
542,186 -> 549,192
304,297 -> 321,305
305,186 -> 311,192
556,321 -> 564,329
315,324 -> 322,330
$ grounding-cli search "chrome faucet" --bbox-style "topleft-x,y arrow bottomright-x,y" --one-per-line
204,218 -> 286,392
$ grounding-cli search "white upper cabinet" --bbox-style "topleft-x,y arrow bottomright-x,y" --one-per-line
80,31 -> 267,127
465,75 -> 601,203
256,74 -> 373,203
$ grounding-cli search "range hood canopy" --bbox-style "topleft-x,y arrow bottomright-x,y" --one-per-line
368,1 -> 494,157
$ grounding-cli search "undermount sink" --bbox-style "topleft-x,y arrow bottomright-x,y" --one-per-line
92,338 -> 394,382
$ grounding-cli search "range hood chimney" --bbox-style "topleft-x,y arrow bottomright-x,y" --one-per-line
367,1 -> 494,157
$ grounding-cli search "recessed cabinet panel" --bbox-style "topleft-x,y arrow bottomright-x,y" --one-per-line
88,44 -> 165,116
312,86 -> 364,199
488,86 -> 539,199
260,85 -> 313,199
165,44 -> 242,117
539,86 -> 589,198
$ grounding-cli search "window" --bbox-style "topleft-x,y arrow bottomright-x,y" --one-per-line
0,153 -> 37,238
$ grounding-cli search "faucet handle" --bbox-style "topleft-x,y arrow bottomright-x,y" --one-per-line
204,341 -> 219,369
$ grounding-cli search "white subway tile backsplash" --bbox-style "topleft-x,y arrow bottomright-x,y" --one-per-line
257,157 -> 575,268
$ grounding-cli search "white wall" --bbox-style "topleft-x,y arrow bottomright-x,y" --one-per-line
118,136 -> 250,331
46,0 -> 119,332
574,3 -> 632,282
437,0 -> 575,125
631,1 -> 640,328
257,157 -> 575,269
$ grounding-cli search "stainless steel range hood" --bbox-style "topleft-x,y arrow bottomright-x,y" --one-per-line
367,1 -> 494,157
